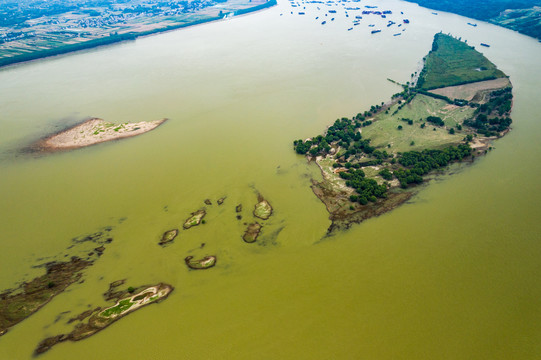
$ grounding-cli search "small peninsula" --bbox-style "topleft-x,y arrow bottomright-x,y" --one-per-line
294,33 -> 513,232
34,117 -> 167,152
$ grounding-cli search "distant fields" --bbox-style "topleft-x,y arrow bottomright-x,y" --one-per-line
418,33 -> 506,90
0,0 -> 276,68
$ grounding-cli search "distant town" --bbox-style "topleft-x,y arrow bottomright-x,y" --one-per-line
0,0 -> 273,66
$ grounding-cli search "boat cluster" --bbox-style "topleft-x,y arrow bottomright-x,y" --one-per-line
282,0 -> 411,36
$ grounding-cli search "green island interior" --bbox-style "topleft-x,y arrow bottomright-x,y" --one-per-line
293,33 -> 512,232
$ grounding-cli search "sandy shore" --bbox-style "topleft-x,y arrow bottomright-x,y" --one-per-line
35,117 -> 167,152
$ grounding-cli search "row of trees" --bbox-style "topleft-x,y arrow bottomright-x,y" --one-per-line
393,144 -> 472,188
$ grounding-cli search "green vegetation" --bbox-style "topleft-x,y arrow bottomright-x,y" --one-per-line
183,209 -> 206,229
464,87 -> 513,136
159,229 -> 178,246
341,169 -> 388,205
292,33 -> 513,229
0,0 -> 278,69
394,144 -> 472,188
254,199 -> 273,220
417,33 -> 506,90
100,299 -> 134,317
362,95 -> 467,153
379,168 -> 393,181
491,6 -> 541,40
427,116 -> 444,126
0,33 -> 138,68
34,283 -> 173,354
403,0 -> 541,40
184,256 -> 217,270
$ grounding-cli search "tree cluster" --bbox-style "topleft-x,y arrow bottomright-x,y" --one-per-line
426,116 -> 445,126
464,87 -> 513,136
464,115 -> 512,136
339,169 -> 388,205
393,144 -> 472,188
293,116 -> 375,157
477,87 -> 513,116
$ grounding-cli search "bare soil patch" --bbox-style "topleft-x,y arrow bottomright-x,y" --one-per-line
429,78 -> 510,101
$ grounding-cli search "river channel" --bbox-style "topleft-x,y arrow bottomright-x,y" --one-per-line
1,0 -> 541,358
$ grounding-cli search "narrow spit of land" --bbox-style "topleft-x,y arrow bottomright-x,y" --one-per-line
293,33 -> 513,233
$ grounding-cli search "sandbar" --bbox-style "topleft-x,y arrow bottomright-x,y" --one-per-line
35,117 -> 167,152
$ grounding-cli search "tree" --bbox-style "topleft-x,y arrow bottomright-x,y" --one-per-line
427,116 -> 444,126
379,168 -> 393,180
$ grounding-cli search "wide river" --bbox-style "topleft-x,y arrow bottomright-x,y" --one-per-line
1,0 -> 541,358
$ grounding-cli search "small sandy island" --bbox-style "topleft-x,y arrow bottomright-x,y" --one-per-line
34,117 -> 167,152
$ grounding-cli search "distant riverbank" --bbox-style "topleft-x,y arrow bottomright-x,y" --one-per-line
403,0 -> 541,41
0,0 -> 276,70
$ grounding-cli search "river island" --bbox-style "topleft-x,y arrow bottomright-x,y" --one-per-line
35,282 -> 173,354
293,33 -> 513,232
33,117 -> 167,152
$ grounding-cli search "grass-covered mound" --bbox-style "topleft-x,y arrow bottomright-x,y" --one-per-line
417,33 -> 506,90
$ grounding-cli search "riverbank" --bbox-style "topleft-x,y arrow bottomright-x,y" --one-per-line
402,0 -> 541,41
0,0 -> 277,70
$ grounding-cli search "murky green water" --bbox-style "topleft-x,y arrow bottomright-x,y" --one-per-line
1,0 -> 541,358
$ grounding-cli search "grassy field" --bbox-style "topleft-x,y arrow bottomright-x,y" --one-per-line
418,33 -> 506,90
362,94 -> 471,153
